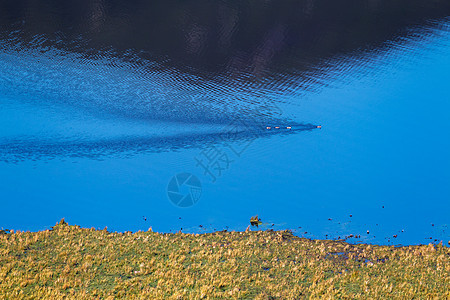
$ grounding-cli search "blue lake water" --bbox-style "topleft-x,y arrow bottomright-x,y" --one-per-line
0,0 -> 449,245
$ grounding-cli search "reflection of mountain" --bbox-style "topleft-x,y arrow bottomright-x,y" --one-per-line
1,0 -> 450,79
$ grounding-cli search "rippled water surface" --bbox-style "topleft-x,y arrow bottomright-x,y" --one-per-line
1,0 -> 449,245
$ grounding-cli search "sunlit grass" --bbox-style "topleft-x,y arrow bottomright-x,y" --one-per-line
1,219 -> 449,299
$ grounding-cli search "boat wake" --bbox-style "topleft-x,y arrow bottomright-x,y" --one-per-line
0,43 -> 318,162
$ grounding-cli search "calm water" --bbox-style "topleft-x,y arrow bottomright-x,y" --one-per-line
1,0 -> 449,245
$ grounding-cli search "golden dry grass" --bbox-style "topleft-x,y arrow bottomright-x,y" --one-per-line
0,220 -> 449,299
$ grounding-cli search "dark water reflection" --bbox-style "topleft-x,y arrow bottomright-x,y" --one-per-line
2,0 -> 450,78
1,0 -> 449,245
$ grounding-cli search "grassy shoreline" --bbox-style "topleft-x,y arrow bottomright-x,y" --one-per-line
1,220 -> 449,299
